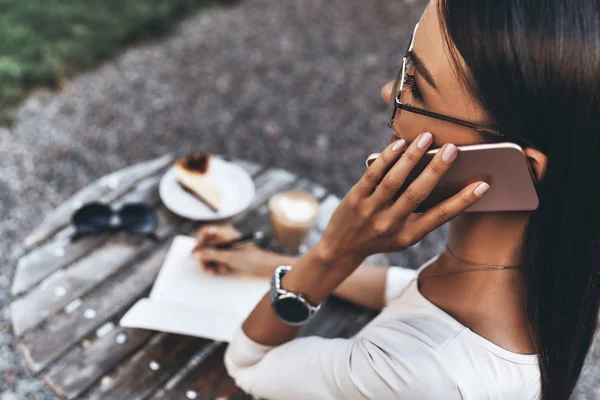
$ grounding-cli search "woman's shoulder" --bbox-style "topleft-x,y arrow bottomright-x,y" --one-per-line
356,308 -> 539,398
366,277 -> 539,365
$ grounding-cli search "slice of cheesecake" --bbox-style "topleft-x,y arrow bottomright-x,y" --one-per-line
174,153 -> 221,212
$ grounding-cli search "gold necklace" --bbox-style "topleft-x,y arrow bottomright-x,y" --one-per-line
420,245 -> 521,281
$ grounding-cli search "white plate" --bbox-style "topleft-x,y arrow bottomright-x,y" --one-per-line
159,157 -> 255,221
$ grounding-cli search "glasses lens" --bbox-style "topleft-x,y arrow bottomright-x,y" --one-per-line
118,203 -> 158,235
72,202 -> 112,234
390,23 -> 417,127
405,54 -> 416,78
389,65 -> 404,123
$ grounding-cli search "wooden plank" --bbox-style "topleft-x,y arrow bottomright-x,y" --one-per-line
45,327 -> 154,400
298,296 -> 354,338
12,174 -> 164,296
11,206 -> 183,337
141,189 -> 374,400
149,305 -> 363,400
85,334 -> 211,400
24,154 -> 175,250
86,185 -> 360,400
290,177 -> 328,200
227,157 -> 263,177
35,166 -> 294,396
149,343 -> 236,400
225,390 -> 255,400
20,244 -> 170,373
336,309 -> 377,339
246,169 -> 297,211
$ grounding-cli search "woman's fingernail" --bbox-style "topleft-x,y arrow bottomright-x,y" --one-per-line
442,144 -> 457,162
392,139 -> 406,152
474,182 -> 490,197
417,132 -> 433,149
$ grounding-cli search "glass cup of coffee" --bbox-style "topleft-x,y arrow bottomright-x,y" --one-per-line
268,191 -> 320,253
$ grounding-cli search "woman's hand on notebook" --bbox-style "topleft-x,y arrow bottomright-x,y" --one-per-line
193,224 -> 279,277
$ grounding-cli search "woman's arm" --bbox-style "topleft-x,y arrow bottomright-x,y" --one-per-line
242,243 -> 361,346
267,252 -> 388,310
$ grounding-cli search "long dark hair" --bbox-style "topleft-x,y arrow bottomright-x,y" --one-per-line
437,0 -> 600,398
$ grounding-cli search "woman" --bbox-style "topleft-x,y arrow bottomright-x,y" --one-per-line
193,0 -> 599,398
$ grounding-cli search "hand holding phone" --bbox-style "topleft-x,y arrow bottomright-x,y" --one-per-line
366,142 -> 538,213
316,135 -> 493,266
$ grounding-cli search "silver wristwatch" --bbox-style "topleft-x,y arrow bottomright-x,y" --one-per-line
269,265 -> 322,326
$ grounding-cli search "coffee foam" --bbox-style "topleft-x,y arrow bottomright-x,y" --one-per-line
273,196 -> 316,222
270,192 -> 318,225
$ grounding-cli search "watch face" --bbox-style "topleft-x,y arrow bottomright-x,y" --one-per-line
273,296 -> 310,324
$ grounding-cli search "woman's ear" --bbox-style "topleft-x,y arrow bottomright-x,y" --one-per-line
523,147 -> 548,181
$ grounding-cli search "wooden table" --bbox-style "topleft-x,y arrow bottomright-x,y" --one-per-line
10,154 -> 390,400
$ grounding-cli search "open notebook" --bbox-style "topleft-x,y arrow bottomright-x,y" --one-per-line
120,235 -> 270,342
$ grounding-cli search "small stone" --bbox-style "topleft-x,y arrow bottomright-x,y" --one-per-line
96,322 -> 115,338
186,390 -> 198,399
64,298 -> 83,314
115,333 -> 128,344
1,391 -> 20,400
106,177 -> 120,189
280,36 -> 293,52
265,121 -> 279,136
313,186 -> 326,198
316,135 -> 330,152
149,360 -> 161,371
215,74 -> 231,93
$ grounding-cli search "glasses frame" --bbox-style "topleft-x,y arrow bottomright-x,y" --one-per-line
388,23 -> 534,147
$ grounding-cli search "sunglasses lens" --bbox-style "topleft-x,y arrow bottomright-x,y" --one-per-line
72,203 -> 112,234
119,204 -> 158,234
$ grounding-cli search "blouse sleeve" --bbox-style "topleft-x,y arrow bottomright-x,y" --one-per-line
385,266 -> 417,305
224,323 -> 458,400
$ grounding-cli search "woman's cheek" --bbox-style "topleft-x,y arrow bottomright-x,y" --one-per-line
394,118 -> 425,144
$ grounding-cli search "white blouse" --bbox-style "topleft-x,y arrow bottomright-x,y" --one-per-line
224,255 -> 541,399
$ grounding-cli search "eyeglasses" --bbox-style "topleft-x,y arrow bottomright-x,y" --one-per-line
388,23 -> 533,147
71,202 -> 159,241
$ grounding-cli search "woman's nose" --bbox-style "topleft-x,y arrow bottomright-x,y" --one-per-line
381,81 -> 393,103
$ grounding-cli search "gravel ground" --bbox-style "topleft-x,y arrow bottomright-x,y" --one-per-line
0,0 -> 597,398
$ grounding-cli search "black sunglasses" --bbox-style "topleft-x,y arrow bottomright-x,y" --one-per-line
389,23 -> 536,148
71,202 -> 159,241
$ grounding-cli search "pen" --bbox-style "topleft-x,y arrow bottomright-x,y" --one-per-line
191,230 -> 265,253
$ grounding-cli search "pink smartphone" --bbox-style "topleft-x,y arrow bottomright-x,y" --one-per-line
365,142 -> 539,212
